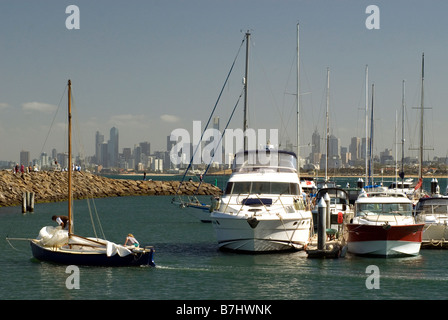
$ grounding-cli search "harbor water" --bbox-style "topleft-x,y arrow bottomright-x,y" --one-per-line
1,176 -> 448,301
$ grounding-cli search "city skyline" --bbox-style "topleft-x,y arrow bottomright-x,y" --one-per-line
1,2 -> 447,164
2,121 -> 426,172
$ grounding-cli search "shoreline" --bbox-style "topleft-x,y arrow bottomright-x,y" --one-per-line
0,170 -> 222,208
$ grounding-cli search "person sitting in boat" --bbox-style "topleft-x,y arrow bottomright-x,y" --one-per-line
52,215 -> 69,230
124,233 -> 139,247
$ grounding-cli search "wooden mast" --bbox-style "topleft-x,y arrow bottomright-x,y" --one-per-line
67,79 -> 73,237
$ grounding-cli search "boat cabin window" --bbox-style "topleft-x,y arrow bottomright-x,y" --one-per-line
225,181 -> 300,195
415,202 -> 448,215
356,203 -> 412,217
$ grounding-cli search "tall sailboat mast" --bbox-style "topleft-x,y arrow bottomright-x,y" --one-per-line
418,53 -> 424,191
325,67 -> 330,181
365,65 -> 369,184
401,80 -> 405,188
67,79 -> 73,237
297,23 -> 300,173
243,31 -> 250,152
369,83 -> 375,186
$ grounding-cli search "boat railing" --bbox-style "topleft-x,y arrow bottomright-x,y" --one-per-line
232,166 -> 296,174
219,193 -> 308,216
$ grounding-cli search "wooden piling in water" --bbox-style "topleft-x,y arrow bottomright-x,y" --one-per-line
22,191 -> 35,213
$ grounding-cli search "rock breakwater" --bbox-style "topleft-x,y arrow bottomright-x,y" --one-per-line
0,170 -> 222,207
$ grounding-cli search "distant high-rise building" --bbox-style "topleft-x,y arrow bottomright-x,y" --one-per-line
329,134 -> 340,158
100,142 -> 108,167
20,150 -> 30,166
122,148 -> 132,162
95,131 -> 104,165
166,135 -> 176,153
311,129 -> 320,155
349,137 -> 361,161
139,141 -> 150,156
108,127 -> 119,168
361,137 -> 369,160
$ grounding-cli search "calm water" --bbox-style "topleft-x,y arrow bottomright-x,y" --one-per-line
1,175 -> 448,301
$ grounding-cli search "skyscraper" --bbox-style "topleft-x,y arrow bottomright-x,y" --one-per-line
349,137 -> 361,161
20,150 -> 29,166
311,129 -> 320,155
95,131 -> 104,165
108,127 -> 119,168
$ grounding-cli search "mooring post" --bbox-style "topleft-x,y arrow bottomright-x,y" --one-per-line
317,197 -> 327,250
22,192 -> 27,213
22,191 -> 35,213
29,192 -> 35,212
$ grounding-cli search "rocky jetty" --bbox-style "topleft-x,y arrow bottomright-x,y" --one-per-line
0,170 -> 222,207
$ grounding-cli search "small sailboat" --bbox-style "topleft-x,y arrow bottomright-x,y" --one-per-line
30,80 -> 155,267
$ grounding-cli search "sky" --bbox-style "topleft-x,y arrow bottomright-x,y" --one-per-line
1,0 -> 447,163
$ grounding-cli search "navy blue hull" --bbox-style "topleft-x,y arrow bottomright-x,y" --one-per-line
30,241 -> 155,267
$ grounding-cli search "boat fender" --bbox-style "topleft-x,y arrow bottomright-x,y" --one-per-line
294,198 -> 304,210
337,212 -> 344,224
209,197 -> 220,212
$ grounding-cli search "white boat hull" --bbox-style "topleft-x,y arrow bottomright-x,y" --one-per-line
347,240 -> 421,257
346,223 -> 423,257
211,212 -> 311,252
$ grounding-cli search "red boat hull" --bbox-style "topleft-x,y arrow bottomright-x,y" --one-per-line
346,223 -> 424,257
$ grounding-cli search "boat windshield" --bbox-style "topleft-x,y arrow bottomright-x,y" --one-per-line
415,201 -> 448,215
225,181 -> 300,195
232,150 -> 297,172
356,203 -> 412,217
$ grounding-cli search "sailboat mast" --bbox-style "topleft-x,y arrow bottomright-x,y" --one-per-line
369,83 -> 374,186
243,31 -> 250,152
365,65 -> 369,184
419,53 -> 424,190
325,67 -> 330,181
67,79 -> 73,236
297,23 -> 300,173
401,80 -> 405,188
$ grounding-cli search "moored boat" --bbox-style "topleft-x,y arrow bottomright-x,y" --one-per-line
30,80 -> 155,267
346,188 -> 424,257
211,149 -> 312,252
414,196 -> 448,248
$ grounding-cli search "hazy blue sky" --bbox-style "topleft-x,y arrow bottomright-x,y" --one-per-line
1,1 -> 447,163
